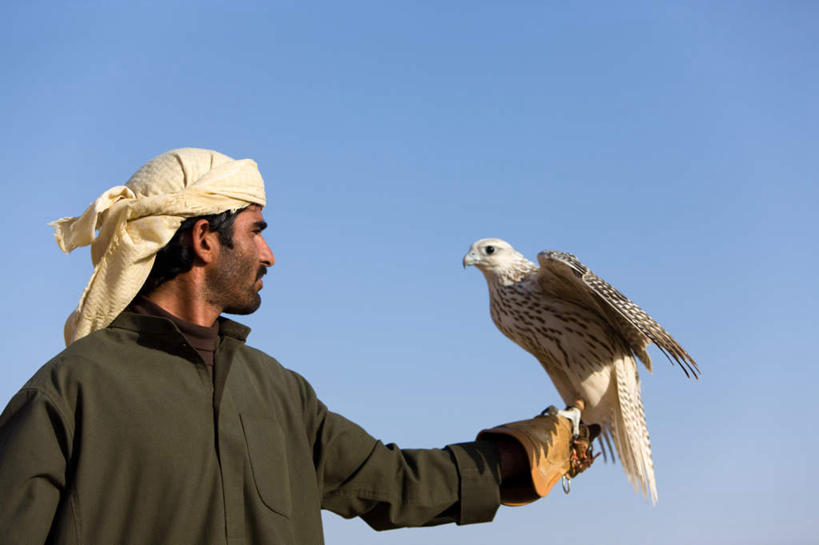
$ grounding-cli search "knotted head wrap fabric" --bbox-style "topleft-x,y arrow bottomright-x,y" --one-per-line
51,148 -> 267,346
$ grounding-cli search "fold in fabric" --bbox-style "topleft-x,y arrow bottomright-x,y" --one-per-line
51,148 -> 267,346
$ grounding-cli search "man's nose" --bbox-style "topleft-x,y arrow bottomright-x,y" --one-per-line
259,236 -> 275,267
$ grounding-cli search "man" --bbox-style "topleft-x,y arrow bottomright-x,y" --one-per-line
0,148 -> 595,544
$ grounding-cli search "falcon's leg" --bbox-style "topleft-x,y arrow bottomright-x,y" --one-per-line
558,407 -> 582,438
540,405 -> 582,437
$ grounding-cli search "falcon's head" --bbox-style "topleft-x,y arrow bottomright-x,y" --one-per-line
463,238 -> 531,279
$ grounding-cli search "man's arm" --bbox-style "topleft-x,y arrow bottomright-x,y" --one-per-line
0,388 -> 71,544
288,370 -> 592,530
313,403 -> 503,530
285,371 -> 502,530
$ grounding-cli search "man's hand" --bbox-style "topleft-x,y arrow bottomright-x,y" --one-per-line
478,403 -> 600,506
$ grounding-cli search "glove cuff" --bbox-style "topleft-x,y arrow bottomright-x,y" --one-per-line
477,413 -> 573,506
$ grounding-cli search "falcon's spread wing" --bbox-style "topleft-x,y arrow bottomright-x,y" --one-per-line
536,250 -> 700,379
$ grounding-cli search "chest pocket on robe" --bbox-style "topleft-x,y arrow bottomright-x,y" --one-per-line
240,413 -> 292,518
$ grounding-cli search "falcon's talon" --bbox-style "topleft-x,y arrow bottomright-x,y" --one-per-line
540,405 -> 559,417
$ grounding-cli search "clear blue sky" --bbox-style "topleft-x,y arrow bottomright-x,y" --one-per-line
1,2 -> 816,544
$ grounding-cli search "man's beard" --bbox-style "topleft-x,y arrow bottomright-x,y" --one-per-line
206,249 -> 267,315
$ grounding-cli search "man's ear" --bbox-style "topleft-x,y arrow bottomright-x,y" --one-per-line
190,219 -> 221,264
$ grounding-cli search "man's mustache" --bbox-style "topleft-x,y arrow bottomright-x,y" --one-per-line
256,267 -> 267,281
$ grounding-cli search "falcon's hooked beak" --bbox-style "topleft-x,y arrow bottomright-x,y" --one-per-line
463,250 -> 479,268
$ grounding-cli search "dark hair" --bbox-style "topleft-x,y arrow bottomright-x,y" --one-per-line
138,208 -> 242,295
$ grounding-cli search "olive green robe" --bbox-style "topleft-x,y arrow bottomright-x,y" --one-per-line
0,313 -> 502,544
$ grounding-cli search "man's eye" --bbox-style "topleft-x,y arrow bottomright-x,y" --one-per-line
485,246 -> 495,255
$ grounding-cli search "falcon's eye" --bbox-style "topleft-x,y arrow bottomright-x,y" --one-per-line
485,245 -> 496,255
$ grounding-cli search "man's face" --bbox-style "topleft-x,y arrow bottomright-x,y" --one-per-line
205,205 -> 275,315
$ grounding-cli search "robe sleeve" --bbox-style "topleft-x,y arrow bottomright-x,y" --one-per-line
293,374 -> 503,530
0,388 -> 72,545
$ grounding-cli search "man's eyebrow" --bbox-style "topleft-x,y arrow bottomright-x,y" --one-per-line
253,221 -> 268,231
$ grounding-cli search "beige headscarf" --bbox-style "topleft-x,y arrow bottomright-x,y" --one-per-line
51,148 -> 267,346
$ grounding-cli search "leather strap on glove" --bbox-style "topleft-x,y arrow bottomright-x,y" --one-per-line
477,403 -> 599,506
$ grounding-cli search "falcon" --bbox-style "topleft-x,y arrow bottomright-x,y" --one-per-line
463,238 -> 698,504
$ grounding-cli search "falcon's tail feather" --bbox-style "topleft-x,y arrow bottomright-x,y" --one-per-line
609,356 -> 658,505
597,428 -> 616,463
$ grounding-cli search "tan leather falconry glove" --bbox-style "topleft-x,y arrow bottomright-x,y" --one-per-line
478,401 -> 600,506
